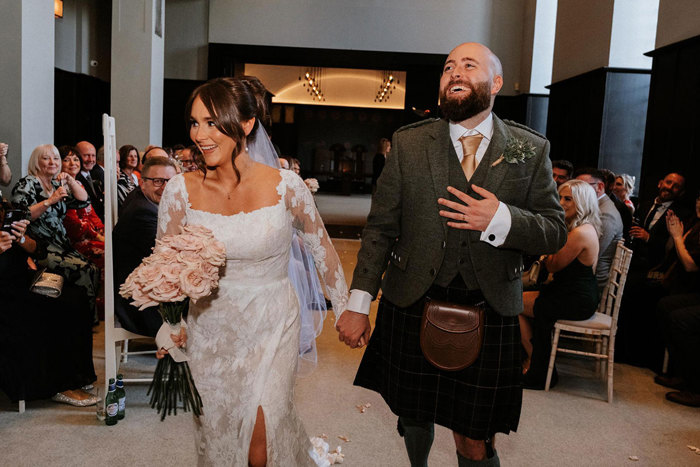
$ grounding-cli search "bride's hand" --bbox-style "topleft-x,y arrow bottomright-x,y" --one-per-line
156,326 -> 188,359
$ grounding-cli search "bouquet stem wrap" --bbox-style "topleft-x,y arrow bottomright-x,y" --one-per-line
148,302 -> 203,421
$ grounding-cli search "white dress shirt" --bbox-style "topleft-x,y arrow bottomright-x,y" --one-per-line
346,114 -> 513,316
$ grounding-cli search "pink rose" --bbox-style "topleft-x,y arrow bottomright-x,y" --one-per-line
177,250 -> 203,268
138,263 -> 166,292
152,241 -> 178,263
183,224 -> 214,239
150,278 -> 186,303
161,262 -> 184,282
200,239 -> 226,266
167,233 -> 204,252
180,266 -> 214,301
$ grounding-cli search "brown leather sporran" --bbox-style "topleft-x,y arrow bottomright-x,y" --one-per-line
420,299 -> 485,371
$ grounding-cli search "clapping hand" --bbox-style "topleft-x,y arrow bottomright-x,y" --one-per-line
336,310 -> 371,349
666,210 -> 683,239
156,326 -> 188,359
438,185 -> 500,231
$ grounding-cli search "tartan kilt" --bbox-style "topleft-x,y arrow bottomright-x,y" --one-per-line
354,278 -> 523,439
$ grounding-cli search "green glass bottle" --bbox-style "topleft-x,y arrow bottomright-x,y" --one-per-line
105,378 -> 118,426
115,374 -> 126,420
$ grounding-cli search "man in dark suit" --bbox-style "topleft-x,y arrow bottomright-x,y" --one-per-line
631,172 -> 690,271
575,168 -> 624,291
113,157 -> 177,337
336,43 -> 566,466
76,141 -> 105,221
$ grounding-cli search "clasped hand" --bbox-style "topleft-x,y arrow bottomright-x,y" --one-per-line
438,185 -> 499,230
336,310 -> 371,349
0,219 -> 30,253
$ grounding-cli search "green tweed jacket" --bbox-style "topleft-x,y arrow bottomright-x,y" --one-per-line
350,115 -> 567,317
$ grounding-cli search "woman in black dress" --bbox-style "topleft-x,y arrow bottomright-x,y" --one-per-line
520,179 -> 601,388
0,198 -> 97,406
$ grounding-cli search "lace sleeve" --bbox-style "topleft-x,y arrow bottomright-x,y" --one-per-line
157,174 -> 188,239
283,171 -> 349,318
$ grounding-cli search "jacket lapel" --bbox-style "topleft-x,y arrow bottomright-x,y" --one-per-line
426,120 -> 452,236
479,115 -> 511,195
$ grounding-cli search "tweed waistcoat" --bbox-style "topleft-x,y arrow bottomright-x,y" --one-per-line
434,145 -> 491,290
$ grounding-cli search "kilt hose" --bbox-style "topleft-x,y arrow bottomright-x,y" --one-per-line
354,275 -> 523,440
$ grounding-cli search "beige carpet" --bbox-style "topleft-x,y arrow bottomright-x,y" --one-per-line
2,239 -> 699,466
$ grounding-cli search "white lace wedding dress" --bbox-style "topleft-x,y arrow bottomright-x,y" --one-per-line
157,169 -> 348,466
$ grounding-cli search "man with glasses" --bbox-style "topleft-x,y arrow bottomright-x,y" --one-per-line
113,156 -> 177,336
176,145 -> 199,173
575,167 -> 623,291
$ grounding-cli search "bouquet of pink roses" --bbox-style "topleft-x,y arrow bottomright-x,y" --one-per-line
120,224 -> 226,420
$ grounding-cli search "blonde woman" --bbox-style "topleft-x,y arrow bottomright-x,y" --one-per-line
521,179 -> 601,389
613,173 -> 636,213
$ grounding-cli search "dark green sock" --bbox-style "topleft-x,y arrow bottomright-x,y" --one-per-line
398,417 -> 434,467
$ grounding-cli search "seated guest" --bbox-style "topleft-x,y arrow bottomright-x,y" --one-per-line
75,141 -> 104,221
656,293 -> 700,407
119,144 -> 141,187
0,200 -> 97,406
551,159 -> 573,187
575,168 -> 623,291
520,180 -> 601,389
599,168 -> 633,243
289,157 -> 301,176
60,146 -> 105,270
0,142 -> 11,186
278,157 -> 290,170
113,157 -> 177,336
630,172 -> 690,272
613,173 -> 636,214
175,145 -> 199,173
11,144 -> 100,315
141,146 -> 169,166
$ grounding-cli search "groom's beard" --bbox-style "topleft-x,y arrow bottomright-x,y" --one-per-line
439,79 -> 492,122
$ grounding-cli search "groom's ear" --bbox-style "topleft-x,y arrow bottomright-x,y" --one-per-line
491,75 -> 503,96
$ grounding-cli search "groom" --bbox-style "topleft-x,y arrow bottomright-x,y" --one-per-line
336,42 -> 566,466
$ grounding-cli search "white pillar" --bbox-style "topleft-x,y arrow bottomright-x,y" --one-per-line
111,0 -> 164,149
0,0 -> 54,181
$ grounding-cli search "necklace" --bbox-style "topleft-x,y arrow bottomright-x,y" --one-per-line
39,177 -> 55,197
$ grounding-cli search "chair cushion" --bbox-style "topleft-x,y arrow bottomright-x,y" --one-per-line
557,312 -> 612,330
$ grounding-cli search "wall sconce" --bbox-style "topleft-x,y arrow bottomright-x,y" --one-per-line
54,0 -> 64,18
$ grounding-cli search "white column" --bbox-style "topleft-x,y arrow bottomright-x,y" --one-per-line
111,0 -> 164,149
0,0 -> 54,181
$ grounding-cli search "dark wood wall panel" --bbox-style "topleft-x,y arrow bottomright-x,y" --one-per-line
54,68 -> 110,148
642,36 -> 700,204
545,67 -> 651,188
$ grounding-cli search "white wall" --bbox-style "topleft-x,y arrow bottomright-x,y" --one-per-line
164,0 -> 208,80
552,0 -> 615,83
655,0 -> 700,48
0,0 -> 54,179
609,0 -> 658,69
206,0 -> 528,95
529,0 -> 557,93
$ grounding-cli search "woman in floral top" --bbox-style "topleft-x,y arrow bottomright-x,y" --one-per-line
59,146 -> 105,270
11,144 -> 100,312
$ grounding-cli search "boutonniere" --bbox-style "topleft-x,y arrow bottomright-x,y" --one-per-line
492,138 -> 537,167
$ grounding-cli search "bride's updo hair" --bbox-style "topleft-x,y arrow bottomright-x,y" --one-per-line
185,76 -> 270,176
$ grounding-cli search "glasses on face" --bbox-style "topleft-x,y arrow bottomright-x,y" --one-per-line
143,177 -> 171,187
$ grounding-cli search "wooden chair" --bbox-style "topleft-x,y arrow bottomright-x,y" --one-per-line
545,241 -> 633,402
102,115 -> 155,390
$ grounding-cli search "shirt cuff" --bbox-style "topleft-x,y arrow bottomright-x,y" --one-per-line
346,289 -> 373,316
480,202 -> 511,247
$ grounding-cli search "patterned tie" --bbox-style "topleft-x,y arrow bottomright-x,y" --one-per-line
458,134 -> 483,180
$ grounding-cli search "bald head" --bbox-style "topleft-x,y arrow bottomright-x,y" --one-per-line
76,141 -> 96,171
448,42 -> 502,80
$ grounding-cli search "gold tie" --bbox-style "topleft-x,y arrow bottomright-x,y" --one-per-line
459,134 -> 483,180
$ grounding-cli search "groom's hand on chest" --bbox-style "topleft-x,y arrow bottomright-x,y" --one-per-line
438,184 -> 499,231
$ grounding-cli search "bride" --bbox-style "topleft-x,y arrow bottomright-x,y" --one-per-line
157,76 -> 349,466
